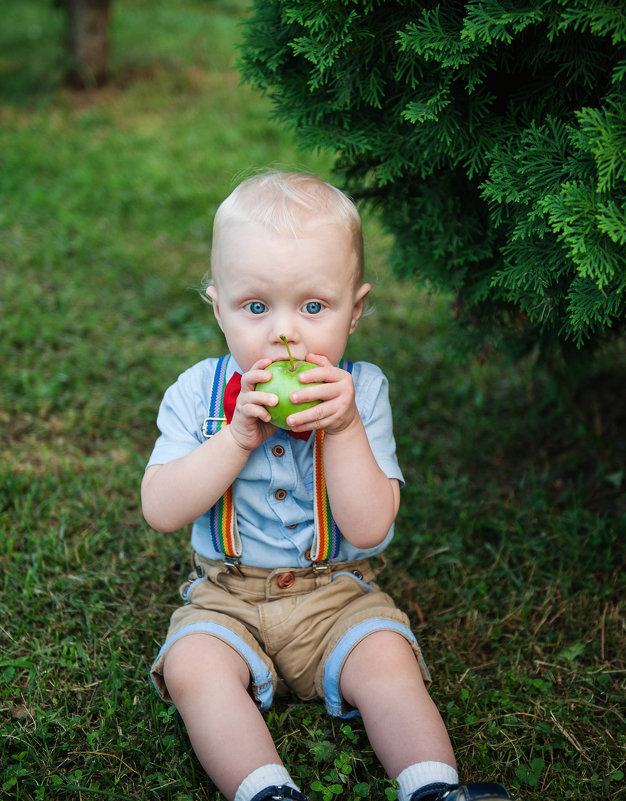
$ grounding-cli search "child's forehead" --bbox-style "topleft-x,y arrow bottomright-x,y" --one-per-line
212,219 -> 359,284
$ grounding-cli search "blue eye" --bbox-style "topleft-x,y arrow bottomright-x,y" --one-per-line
246,301 -> 267,315
304,301 -> 323,314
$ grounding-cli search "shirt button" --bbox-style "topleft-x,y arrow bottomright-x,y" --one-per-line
274,489 -> 287,501
272,445 -> 285,457
304,549 -> 312,561
286,524 -> 297,530
276,572 -> 295,589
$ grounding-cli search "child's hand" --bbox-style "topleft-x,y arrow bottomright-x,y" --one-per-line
283,354 -> 359,435
228,359 -> 278,451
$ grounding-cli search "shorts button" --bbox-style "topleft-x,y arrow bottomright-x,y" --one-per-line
276,572 -> 295,589
274,489 -> 287,501
272,445 -> 285,457
352,569 -> 363,579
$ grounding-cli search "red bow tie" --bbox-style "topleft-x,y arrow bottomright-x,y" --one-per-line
223,372 -> 311,441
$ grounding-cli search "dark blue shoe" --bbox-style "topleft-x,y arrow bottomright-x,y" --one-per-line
250,786 -> 311,801
411,783 -> 512,801
443,785 -> 512,801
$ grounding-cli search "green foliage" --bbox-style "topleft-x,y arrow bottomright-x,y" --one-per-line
239,0 -> 626,354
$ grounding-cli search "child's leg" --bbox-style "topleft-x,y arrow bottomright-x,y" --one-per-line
339,629 -> 456,780
163,633 -> 284,801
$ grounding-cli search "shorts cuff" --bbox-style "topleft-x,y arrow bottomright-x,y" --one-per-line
322,618 -> 431,719
150,621 -> 275,710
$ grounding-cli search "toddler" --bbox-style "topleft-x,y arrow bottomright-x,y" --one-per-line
142,171 -> 512,801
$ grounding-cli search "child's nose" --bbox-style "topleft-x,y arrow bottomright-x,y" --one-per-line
270,315 -> 299,346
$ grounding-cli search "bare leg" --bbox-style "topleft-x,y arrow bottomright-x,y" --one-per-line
339,630 -> 456,779
163,633 -> 282,801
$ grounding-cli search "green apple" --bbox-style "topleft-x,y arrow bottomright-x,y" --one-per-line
256,336 -> 322,429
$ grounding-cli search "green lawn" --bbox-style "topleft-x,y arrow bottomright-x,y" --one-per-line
1,2 -> 624,800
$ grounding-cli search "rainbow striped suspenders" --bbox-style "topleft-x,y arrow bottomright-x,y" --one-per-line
201,355 -> 242,560
201,355 -> 352,565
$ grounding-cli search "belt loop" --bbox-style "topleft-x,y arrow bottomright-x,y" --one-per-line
368,554 -> 386,579
313,561 -> 333,586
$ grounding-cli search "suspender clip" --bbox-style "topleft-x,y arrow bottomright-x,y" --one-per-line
223,556 -> 243,576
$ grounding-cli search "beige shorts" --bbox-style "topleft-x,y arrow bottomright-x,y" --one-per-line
151,554 -> 430,719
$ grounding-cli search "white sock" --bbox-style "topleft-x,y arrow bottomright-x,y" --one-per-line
234,763 -> 299,801
396,761 -> 459,801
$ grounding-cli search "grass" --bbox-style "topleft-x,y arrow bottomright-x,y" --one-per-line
1,1 -> 624,800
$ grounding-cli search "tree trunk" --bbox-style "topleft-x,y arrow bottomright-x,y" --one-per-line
64,0 -> 112,88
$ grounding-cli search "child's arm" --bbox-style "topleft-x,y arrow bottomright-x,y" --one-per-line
285,356 -> 400,549
141,360 -> 277,532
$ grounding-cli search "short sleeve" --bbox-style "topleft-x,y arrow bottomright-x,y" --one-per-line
146,359 -> 218,469
352,361 -> 404,486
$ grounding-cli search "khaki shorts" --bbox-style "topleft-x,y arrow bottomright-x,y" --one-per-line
151,554 -> 430,719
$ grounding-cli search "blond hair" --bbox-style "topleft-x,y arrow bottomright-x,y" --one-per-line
210,170 -> 364,282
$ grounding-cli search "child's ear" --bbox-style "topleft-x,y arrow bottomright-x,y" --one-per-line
349,282 -> 371,333
205,285 -> 223,329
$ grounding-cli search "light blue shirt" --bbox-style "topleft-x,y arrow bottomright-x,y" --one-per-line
146,357 -> 404,568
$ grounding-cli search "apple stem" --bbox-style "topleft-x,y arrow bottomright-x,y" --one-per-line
280,334 -> 295,371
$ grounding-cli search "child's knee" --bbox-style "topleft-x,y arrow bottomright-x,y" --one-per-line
353,629 -> 416,668
340,630 -> 424,698
163,633 -> 251,700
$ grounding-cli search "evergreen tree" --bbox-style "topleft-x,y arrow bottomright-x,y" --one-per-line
239,0 -> 626,354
